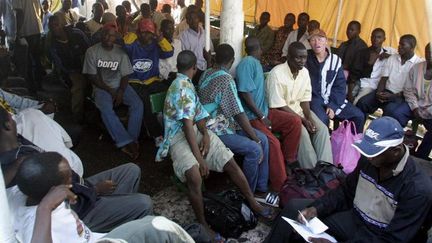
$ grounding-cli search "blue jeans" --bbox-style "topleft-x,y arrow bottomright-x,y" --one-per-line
311,100 -> 365,133
218,129 -> 269,193
94,85 -> 144,148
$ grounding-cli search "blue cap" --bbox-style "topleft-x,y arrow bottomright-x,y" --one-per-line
352,116 -> 404,158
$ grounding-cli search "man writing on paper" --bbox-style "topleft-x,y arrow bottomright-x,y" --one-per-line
265,116 -> 432,242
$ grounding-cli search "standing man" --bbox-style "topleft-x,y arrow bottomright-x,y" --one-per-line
266,41 -> 332,168
48,15 -> 90,123
306,29 -> 365,132
83,24 -> 143,159
149,0 -> 165,30
54,0 -> 80,27
85,2 -> 104,36
180,7 -> 212,85
198,44 -> 270,195
237,37 -> 302,191
281,12 -> 310,59
336,21 -> 368,102
356,34 -> 423,126
262,13 -> 295,67
12,0 -> 45,92
403,43 -> 432,160
251,12 -> 275,55
156,50 -> 271,237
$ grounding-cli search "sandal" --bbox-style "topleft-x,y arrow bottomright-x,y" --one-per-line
255,192 -> 279,207
121,143 -> 139,160
255,206 -> 276,223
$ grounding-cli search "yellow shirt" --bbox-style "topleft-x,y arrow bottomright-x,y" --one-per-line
266,62 -> 312,117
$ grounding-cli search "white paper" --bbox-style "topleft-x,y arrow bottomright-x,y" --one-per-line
308,217 -> 328,234
282,217 -> 337,243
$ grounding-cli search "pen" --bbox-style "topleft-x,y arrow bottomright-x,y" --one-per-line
298,210 -> 310,227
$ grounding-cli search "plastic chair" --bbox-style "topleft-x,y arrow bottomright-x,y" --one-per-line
149,91 -> 167,113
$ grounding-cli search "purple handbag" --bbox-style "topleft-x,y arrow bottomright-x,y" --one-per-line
331,120 -> 362,173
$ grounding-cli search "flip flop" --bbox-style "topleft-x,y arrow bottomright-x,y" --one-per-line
255,192 -> 279,207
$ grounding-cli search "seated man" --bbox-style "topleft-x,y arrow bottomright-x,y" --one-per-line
403,43 -> 432,160
159,19 -> 182,82
198,44 -> 269,195
306,29 -> 365,132
123,18 -> 174,146
266,41 -> 332,168
180,6 -> 212,85
251,12 -> 275,56
0,89 -> 83,176
54,0 -> 80,27
335,20 -> 368,102
351,28 -> 396,104
236,37 -> 302,191
83,24 -> 143,159
0,107 -> 153,233
156,50 -> 271,236
116,4 -> 133,37
149,0 -> 166,30
265,117 -> 432,243
261,13 -> 295,67
13,152 -> 191,243
357,34 -> 423,127
48,15 -> 91,123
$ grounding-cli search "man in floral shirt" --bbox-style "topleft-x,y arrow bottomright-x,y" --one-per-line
156,50 -> 271,237
198,44 -> 269,195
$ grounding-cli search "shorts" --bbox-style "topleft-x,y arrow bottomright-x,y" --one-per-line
169,125 -> 234,182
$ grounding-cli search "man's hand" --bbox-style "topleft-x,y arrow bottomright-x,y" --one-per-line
379,52 -> 391,60
40,100 -> 57,114
326,107 -> 335,119
308,237 -> 332,243
203,48 -> 212,66
39,185 -> 77,211
94,180 -> 117,195
198,160 -> 210,178
297,207 -> 317,223
413,108 -> 422,119
113,89 -> 124,107
261,117 -> 272,130
302,118 -> 317,134
376,91 -> 393,103
199,132 -> 210,158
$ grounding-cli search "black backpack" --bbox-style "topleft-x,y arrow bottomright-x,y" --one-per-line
279,161 -> 347,208
203,190 -> 257,238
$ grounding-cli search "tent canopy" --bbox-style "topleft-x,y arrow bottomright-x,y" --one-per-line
210,0 -> 430,54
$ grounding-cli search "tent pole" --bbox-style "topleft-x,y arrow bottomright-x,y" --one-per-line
333,0 -> 343,47
220,0 -> 244,74
426,0 -> 432,53
205,0 -> 211,51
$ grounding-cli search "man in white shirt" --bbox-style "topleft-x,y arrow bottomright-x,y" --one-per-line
180,6 -> 212,85
13,152 -> 194,243
54,0 -> 80,27
356,34 -> 423,126
281,12 -> 310,59
350,28 -> 396,104
159,18 -> 182,81
85,2 -> 104,36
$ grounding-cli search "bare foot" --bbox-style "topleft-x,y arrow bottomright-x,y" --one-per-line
121,142 -> 139,160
